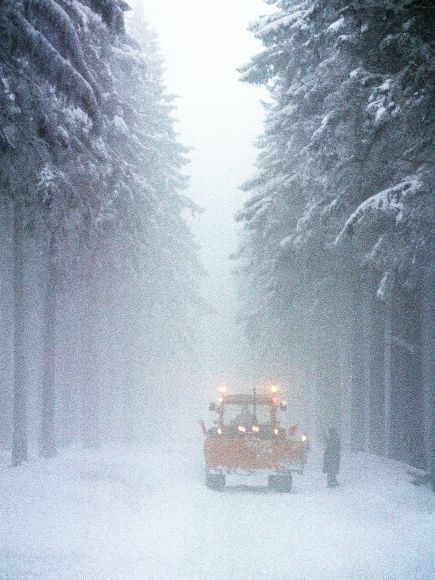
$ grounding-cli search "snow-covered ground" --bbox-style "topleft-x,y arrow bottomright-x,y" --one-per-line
1,440 -> 434,580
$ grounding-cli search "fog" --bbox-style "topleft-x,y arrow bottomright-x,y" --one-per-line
1,0 -> 432,456
1,1 -> 433,577
128,0 -> 271,395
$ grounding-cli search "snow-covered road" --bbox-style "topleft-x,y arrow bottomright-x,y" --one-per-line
1,441 -> 434,579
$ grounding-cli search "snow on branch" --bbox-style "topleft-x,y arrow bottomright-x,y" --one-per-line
15,12 -> 100,125
28,0 -> 99,95
249,4 -> 308,38
335,175 -> 423,243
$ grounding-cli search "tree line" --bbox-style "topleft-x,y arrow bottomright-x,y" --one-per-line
236,0 -> 434,470
0,0 -> 202,464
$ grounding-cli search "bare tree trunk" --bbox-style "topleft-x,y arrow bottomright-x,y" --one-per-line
123,361 -> 134,446
57,290 -> 79,446
350,277 -> 366,452
39,232 -> 57,458
421,266 -> 434,472
11,197 -> 27,466
367,291 -> 386,456
122,297 -> 142,445
0,196 -> 14,449
80,262 -> 101,449
304,356 -> 318,445
407,286 -> 425,468
295,301 -> 314,442
383,291 -> 393,458
339,289 -> 353,453
361,279 -> 371,452
388,284 -> 425,467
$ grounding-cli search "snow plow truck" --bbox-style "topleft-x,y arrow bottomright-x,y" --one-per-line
202,386 -> 308,492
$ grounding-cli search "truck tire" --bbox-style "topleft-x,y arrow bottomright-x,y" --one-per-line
206,471 -> 225,491
268,474 -> 292,492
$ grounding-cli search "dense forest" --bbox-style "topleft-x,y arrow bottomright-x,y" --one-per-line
236,0 -> 434,469
0,0 -> 433,475
1,2 -> 433,577
0,0 -> 202,464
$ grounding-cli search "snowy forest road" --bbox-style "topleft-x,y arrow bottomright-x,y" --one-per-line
1,442 -> 433,580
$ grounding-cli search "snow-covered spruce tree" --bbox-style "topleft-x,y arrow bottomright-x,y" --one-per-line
1,0 -> 53,464
2,0 -> 131,458
28,0 -> 109,458
1,0 -> 127,456
98,17 -> 203,441
237,0 -> 434,467
1,1 -> 202,454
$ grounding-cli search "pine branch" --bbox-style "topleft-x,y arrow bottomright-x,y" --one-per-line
15,12 -> 100,127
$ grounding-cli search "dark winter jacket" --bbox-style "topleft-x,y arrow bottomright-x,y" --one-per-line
323,429 -> 341,475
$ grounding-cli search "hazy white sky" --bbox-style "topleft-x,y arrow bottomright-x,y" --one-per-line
127,0 -> 271,388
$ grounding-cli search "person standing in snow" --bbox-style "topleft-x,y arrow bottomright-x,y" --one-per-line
323,427 -> 341,488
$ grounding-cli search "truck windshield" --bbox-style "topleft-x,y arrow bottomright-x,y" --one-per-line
223,403 -> 272,426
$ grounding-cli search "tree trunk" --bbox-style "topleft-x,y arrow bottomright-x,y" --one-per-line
407,286 -> 425,469
389,284 -> 425,467
0,196 -> 14,449
123,366 -> 134,445
350,278 -> 366,452
39,232 -> 57,458
421,266 -> 434,472
312,282 -> 342,441
58,291 -> 80,446
301,305 -> 318,445
339,288 -> 353,453
383,291 -> 393,458
304,355 -> 318,445
368,289 -> 386,457
11,197 -> 28,466
361,279 -> 371,452
80,264 -> 101,449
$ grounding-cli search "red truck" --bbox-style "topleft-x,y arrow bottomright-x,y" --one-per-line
203,386 -> 308,491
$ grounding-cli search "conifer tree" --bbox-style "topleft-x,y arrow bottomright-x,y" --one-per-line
237,0 -> 434,467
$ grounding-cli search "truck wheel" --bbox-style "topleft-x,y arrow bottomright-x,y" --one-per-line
206,472 -> 225,491
268,474 -> 292,492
